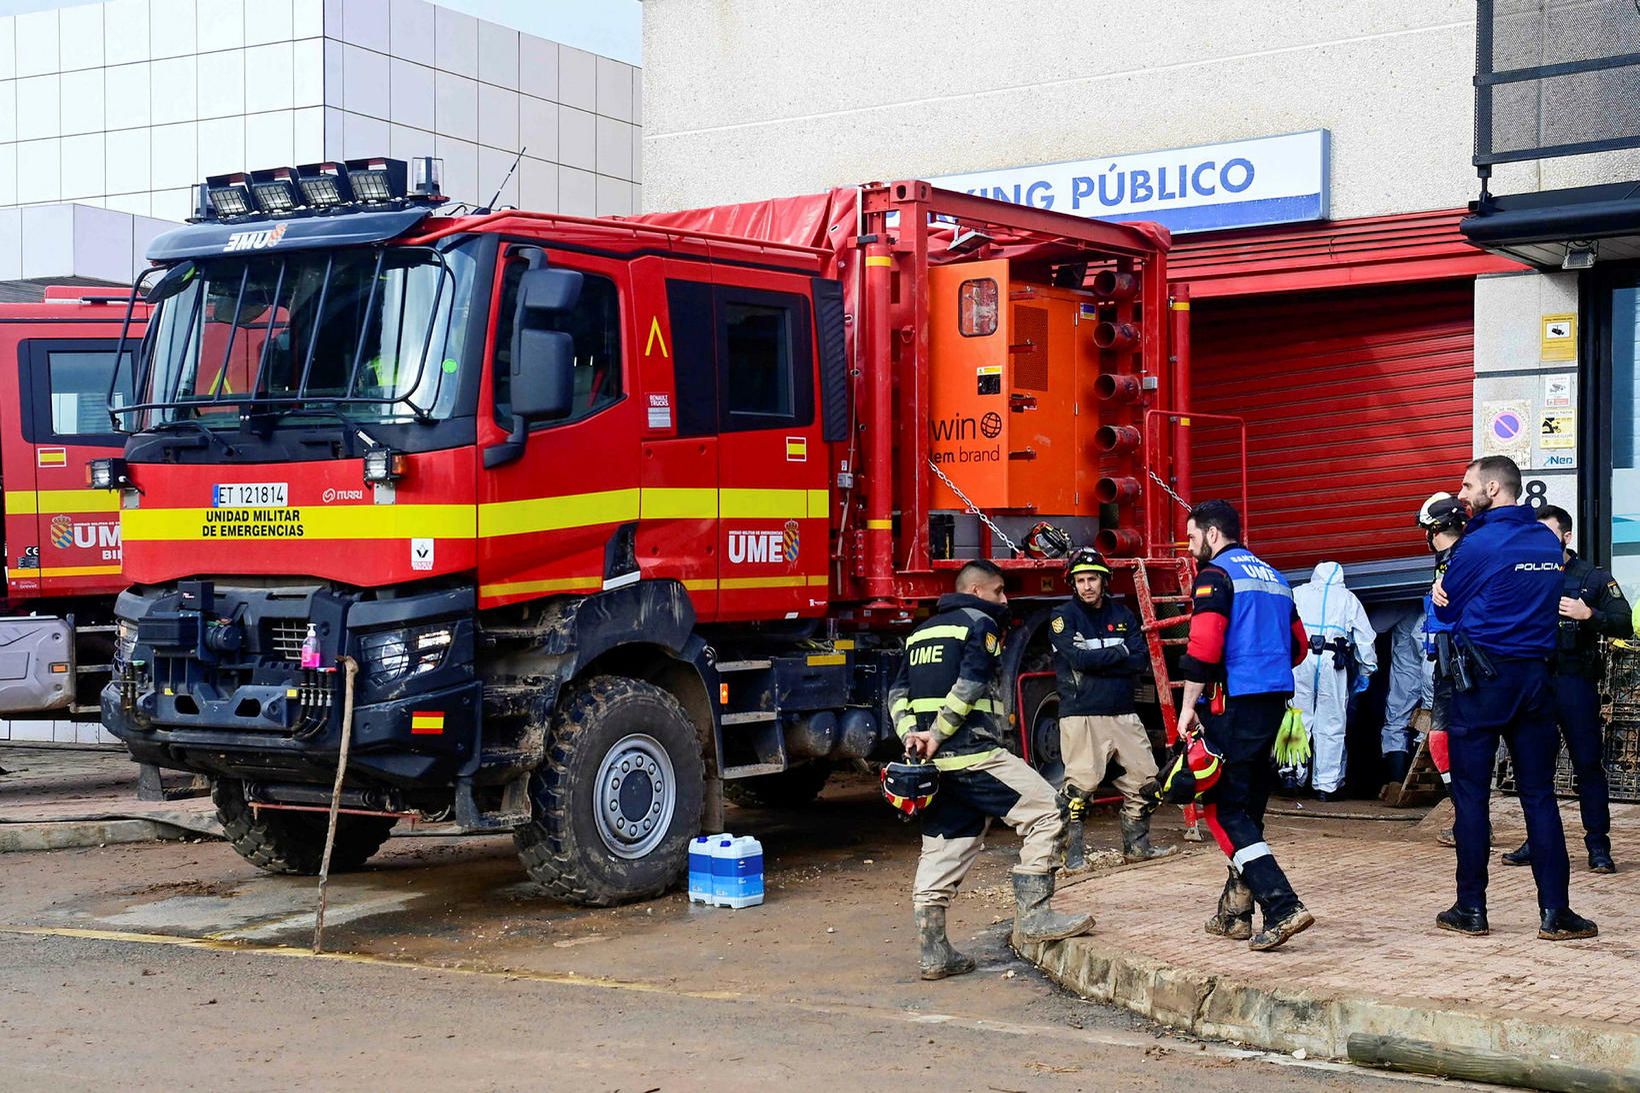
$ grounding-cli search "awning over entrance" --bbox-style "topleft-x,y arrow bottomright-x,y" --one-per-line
1460,181 -> 1640,268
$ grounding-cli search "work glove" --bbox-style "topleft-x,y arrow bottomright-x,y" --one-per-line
1353,671 -> 1372,695
1273,705 -> 1311,767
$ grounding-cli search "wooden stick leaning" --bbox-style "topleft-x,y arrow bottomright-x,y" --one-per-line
313,656 -> 358,955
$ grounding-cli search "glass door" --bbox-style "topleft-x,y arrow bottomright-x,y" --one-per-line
1606,272 -> 1640,597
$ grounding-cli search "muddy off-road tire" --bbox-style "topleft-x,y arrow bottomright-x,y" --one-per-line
723,762 -> 832,809
212,778 -> 397,875
514,675 -> 705,906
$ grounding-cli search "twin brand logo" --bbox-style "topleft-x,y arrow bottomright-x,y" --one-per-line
222,222 -> 289,252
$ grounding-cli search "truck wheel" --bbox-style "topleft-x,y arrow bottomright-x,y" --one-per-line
514,675 -> 705,906
212,779 -> 397,875
723,762 -> 832,809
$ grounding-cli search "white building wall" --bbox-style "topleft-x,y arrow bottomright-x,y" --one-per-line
640,0 -> 1640,215
0,0 -> 643,225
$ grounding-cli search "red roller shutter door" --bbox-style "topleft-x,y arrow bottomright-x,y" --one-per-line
1189,280 -> 1475,571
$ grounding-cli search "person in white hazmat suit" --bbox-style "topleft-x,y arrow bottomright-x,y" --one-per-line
1291,562 -> 1378,800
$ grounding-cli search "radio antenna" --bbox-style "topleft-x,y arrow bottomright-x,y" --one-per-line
474,147 -> 527,215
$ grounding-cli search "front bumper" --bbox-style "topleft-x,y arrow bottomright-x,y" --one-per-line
104,580 -> 481,788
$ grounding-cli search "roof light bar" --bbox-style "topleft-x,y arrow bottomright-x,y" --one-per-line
295,161 -> 353,207
248,167 -> 301,214
345,157 -> 407,205
203,172 -> 254,218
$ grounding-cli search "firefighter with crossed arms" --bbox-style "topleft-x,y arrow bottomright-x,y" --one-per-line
888,559 -> 1095,981
1049,546 -> 1177,870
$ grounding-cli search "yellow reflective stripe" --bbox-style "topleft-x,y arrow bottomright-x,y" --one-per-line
479,575 -> 603,599
865,519 -> 893,529
890,697 -> 910,715
5,489 -> 122,515
640,488 -> 716,519
894,717 -> 916,739
718,488 -> 828,520
933,747 -> 1002,772
907,696 -> 999,715
866,255 -> 894,267
34,561 -> 123,577
719,575 -> 811,590
935,713 -> 964,738
906,625 -> 967,646
478,489 -> 639,537
123,504 -> 476,542
806,652 -> 846,666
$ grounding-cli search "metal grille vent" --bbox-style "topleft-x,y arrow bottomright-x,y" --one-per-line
1013,305 -> 1049,391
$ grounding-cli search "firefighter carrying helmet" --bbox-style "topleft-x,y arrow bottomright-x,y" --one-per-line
881,755 -> 938,819
1066,546 -> 1112,582
1151,732 -> 1224,805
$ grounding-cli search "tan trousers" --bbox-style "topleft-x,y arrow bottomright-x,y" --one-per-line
912,748 -> 1063,908
1060,712 -> 1158,823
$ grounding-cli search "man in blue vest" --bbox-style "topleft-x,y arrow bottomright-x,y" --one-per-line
1432,456 -> 1597,940
1178,500 -> 1314,951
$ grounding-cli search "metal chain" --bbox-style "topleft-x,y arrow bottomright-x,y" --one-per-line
1148,468 -> 1191,513
926,458 -> 1021,555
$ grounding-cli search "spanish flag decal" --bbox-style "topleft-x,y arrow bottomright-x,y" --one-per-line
37,447 -> 66,467
410,710 -> 445,735
785,436 -> 808,462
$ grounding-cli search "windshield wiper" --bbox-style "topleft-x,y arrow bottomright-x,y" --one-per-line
149,415 -> 237,455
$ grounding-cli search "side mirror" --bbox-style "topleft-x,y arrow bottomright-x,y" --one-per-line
519,267 -> 583,312
510,330 -> 575,422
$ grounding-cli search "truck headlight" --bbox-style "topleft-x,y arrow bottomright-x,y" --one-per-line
115,618 -> 138,667
359,625 -> 453,685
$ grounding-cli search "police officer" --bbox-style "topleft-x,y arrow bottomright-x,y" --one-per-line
1432,457 -> 1597,941
888,560 -> 1094,981
1050,547 -> 1174,871
1177,500 -> 1315,952
1499,505 -> 1631,874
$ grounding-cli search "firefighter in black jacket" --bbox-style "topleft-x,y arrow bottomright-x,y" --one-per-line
1050,547 -> 1176,871
888,560 -> 1095,981
1500,505 -> 1632,874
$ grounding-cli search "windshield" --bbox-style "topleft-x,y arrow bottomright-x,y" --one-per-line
125,240 -> 479,429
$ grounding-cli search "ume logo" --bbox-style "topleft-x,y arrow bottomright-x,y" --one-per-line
728,530 -> 785,565
222,222 -> 289,252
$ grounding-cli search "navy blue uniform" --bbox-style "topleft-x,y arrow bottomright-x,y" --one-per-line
1434,503 -> 1569,912
1553,552 -> 1632,857
1048,596 -> 1146,716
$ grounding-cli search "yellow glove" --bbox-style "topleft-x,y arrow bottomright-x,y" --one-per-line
1273,706 -> 1312,767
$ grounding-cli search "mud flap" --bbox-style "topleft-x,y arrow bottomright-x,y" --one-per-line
0,616 -> 74,713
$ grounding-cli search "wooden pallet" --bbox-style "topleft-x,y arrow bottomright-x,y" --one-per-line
1380,708 -> 1446,807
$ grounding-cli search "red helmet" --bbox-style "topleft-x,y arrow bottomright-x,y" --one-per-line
881,757 -> 938,819
1153,733 -> 1223,805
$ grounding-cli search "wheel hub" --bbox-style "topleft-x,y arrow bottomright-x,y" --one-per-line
594,733 -> 677,859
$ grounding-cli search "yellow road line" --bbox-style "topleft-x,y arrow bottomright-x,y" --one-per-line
0,925 -> 742,1000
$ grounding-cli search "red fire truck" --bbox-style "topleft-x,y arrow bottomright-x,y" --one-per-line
0,288 -> 147,720
100,159 -> 1216,903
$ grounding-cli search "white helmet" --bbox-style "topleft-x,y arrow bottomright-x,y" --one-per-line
1416,491 -> 1467,533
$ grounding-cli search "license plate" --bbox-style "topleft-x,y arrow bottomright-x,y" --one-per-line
213,482 -> 289,508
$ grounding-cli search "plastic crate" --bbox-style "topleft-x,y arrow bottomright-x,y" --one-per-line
1494,717 -> 1640,804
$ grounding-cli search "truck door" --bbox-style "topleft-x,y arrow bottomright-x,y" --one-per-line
476,246 -> 640,607
708,271 -> 828,622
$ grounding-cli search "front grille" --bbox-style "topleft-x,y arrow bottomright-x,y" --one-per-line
268,620 -> 307,662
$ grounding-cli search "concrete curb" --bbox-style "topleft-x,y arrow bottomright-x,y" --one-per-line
1015,934 -> 1640,1089
0,812 -> 223,852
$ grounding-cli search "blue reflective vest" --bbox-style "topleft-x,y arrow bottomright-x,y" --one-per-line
1217,545 -> 1297,696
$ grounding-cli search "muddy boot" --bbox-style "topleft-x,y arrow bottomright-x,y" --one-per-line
1203,867 -> 1253,940
915,906 -> 976,981
1120,814 -> 1178,863
1011,871 -> 1095,943
1249,905 -> 1315,952
1059,793 -> 1089,874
